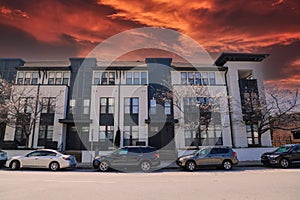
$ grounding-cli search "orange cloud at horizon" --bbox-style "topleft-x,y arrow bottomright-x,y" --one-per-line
0,0 -> 300,88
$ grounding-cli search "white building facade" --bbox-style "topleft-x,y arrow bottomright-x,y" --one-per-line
1,53 -> 272,155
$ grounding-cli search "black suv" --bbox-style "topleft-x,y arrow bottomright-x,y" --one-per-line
261,144 -> 300,168
176,146 -> 239,171
93,146 -> 160,172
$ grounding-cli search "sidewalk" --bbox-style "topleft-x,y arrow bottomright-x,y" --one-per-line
76,160 -> 262,169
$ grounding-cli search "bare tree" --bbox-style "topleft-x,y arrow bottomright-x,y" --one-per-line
0,79 -> 62,148
235,85 -> 300,146
153,82 -> 227,149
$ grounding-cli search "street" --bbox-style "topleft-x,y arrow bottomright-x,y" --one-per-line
0,167 -> 299,200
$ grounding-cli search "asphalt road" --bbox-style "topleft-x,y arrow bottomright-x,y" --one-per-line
0,167 -> 299,200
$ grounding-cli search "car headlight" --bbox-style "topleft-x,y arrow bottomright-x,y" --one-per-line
269,155 -> 280,159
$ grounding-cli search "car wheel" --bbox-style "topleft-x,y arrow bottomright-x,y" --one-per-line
49,162 -> 60,171
140,161 -> 151,172
10,160 -> 20,170
99,161 -> 109,172
222,160 -> 232,170
280,158 -> 290,168
185,161 -> 196,171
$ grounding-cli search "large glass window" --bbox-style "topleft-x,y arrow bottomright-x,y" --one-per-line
38,125 -> 54,146
31,72 -> 38,85
100,97 -> 114,114
17,72 -> 24,84
123,126 -> 139,146
246,122 -> 259,146
93,71 -> 115,85
181,72 -> 216,85
124,97 -> 139,114
99,126 -> 114,149
125,72 -> 147,85
184,126 -> 223,147
69,99 -> 76,114
24,72 -> 31,85
41,97 -> 56,113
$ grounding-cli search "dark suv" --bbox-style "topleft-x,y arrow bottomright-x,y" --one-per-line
261,144 -> 300,168
93,146 -> 160,172
176,146 -> 238,171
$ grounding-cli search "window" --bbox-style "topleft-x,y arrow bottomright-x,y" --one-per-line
100,98 -> 114,114
83,99 -> 90,115
202,72 -> 208,85
69,99 -> 76,114
141,72 -> 147,85
165,100 -> 171,115
17,72 -> 24,84
38,125 -> 54,146
15,125 -> 28,146
20,97 -> 34,114
133,72 -> 140,85
124,97 -> 139,114
42,97 -> 56,113
126,72 -> 132,84
99,126 -> 114,149
24,72 -> 31,85
123,126 -> 139,146
181,72 -> 216,85
31,72 -> 38,85
184,126 -> 223,147
246,123 -> 259,146
150,99 -> 156,115
209,72 -> 216,85
181,72 -> 187,85
63,72 -> 70,85
93,71 -> 115,85
125,72 -> 147,85
55,72 -> 62,84
94,72 -> 100,85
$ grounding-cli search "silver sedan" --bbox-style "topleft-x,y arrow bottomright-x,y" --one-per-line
5,149 -> 77,171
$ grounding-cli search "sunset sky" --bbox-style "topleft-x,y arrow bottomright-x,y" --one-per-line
0,0 -> 299,88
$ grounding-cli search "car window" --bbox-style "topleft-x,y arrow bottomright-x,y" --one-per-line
217,148 -> 230,154
41,151 -> 57,156
293,146 -> 300,153
140,147 -> 156,153
210,148 -> 219,154
128,147 -> 142,155
26,151 -> 42,157
118,148 -> 128,155
199,148 -> 210,155
274,146 -> 293,153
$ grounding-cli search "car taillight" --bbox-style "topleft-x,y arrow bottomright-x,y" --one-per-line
154,153 -> 159,159
233,151 -> 237,157
63,157 -> 71,160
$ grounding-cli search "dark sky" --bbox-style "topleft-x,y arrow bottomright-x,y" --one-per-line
0,0 -> 299,87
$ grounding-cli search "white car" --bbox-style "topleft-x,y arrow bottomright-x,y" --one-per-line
6,149 -> 77,171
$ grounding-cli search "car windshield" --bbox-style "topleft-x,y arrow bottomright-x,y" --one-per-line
193,148 -> 209,156
274,146 -> 293,153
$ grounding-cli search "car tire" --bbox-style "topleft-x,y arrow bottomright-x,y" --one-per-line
140,161 -> 151,172
98,161 -> 109,172
185,161 -> 196,171
222,160 -> 232,170
49,162 -> 60,171
10,160 -> 20,170
279,158 -> 290,169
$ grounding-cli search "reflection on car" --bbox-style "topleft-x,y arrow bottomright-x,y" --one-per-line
261,144 -> 300,168
5,149 -> 77,171
176,146 -> 239,171
93,146 -> 160,172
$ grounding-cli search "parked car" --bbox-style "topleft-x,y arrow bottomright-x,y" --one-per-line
176,146 -> 239,171
5,149 -> 77,171
93,146 -> 160,172
261,144 -> 300,168
0,150 -> 7,168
